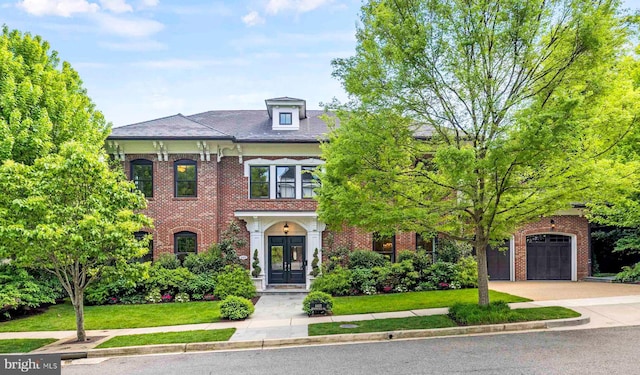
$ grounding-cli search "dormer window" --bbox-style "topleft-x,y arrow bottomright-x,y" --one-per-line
266,97 -> 306,131
279,112 -> 292,125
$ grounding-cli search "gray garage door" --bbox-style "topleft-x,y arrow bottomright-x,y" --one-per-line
526,234 -> 571,280
487,242 -> 510,281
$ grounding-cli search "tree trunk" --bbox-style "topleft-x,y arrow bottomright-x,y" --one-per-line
475,226 -> 490,306
476,243 -> 490,306
71,287 -> 86,342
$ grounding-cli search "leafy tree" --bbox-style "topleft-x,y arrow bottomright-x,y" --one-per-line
318,0 -> 639,305
0,144 -> 152,341
0,26 -> 108,165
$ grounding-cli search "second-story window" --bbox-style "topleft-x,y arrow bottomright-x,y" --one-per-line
301,166 -> 320,198
279,112 -> 292,125
175,160 -> 197,197
250,166 -> 269,199
276,166 -> 296,199
130,159 -> 153,197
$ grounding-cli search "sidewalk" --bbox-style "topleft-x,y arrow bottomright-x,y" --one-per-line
2,287 -> 640,355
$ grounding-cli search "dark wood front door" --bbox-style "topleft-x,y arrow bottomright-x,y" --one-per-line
268,236 -> 305,284
526,234 -> 571,280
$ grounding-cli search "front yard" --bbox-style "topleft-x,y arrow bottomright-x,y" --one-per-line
331,289 -> 529,315
309,306 -> 579,336
0,301 -> 221,332
0,338 -> 57,353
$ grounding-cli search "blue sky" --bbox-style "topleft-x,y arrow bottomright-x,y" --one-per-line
0,0 -> 360,126
0,0 -> 639,127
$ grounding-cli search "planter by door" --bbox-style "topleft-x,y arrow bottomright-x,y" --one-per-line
268,236 -> 306,284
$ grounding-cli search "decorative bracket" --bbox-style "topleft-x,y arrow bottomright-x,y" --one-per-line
197,141 -> 211,162
108,141 -> 125,161
153,141 -> 168,161
237,144 -> 243,164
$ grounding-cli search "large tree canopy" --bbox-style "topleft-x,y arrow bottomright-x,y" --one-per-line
0,143 -> 151,341
0,27 -> 149,342
0,26 -> 108,164
318,0 -> 639,305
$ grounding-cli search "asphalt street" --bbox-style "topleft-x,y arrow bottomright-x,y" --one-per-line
62,325 -> 640,375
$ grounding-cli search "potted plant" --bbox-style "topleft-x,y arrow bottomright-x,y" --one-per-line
251,249 -> 265,291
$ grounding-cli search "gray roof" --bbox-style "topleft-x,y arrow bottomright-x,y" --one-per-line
108,106 -> 433,142
109,114 -> 233,140
188,110 -> 330,143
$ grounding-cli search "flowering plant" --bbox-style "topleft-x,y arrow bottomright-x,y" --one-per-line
438,282 -> 450,290
108,297 -> 118,304
203,293 -> 216,301
161,293 -> 172,302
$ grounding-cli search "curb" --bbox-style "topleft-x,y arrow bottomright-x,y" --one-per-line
82,315 -> 589,358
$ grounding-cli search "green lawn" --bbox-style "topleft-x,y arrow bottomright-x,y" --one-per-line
0,338 -> 57,353
0,301 -> 221,332
309,307 -> 579,336
332,289 -> 530,315
96,328 -> 236,349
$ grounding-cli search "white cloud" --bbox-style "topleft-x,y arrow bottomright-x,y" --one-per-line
99,0 -> 132,13
18,0 -> 99,17
94,13 -> 164,38
241,11 -> 265,27
265,0 -> 333,15
139,0 -> 157,7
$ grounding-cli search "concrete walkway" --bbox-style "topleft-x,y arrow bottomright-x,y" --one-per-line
3,282 -> 640,354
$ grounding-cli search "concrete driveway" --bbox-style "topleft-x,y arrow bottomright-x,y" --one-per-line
489,281 -> 640,301
490,281 -> 640,329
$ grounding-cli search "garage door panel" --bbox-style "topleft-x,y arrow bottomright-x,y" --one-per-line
526,235 -> 571,280
487,242 -> 510,281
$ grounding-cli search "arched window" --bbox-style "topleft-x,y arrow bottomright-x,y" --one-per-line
174,160 -> 197,197
174,231 -> 197,262
130,159 -> 153,197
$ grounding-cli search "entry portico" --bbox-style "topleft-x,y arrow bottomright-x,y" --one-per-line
235,211 -> 326,290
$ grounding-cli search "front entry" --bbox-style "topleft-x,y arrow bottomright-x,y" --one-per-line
268,236 -> 305,284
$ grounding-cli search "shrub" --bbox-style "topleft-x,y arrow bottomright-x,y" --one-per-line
310,266 -> 352,296
370,266 -> 391,291
348,250 -> 387,269
615,262 -> 640,283
310,248 -> 320,277
146,266 -> 196,295
145,289 -> 162,303
436,239 -> 472,263
385,260 -> 419,291
215,265 -> 256,300
118,294 -> 146,305
415,281 -> 437,291
187,273 -> 216,300
251,249 -> 261,278
183,246 -> 227,275
174,292 -> 190,303
454,256 -> 478,288
220,296 -> 255,320
0,264 -> 60,318
426,261 -> 458,285
350,268 -> 377,295
302,291 -> 334,315
323,246 -> 350,273
155,253 -> 182,269
397,250 -> 416,263
448,301 -> 512,325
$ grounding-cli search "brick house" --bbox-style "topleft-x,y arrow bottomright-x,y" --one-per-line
107,97 -> 591,290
